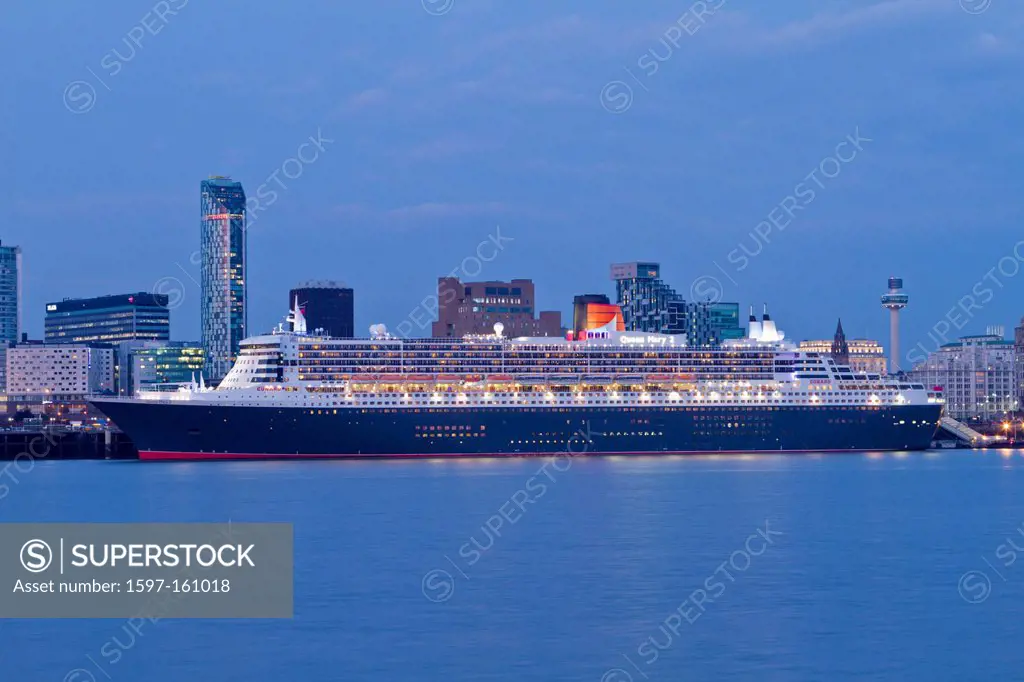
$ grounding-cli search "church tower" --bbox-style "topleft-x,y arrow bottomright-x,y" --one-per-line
831,318 -> 850,367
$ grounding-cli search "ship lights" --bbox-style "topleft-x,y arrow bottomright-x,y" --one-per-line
640,392 -> 651,401
457,393 -> 468,402
545,392 -> 555,401
431,393 -> 441,402
669,391 -> 681,401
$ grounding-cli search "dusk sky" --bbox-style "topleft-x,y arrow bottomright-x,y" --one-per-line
1,0 -> 1021,363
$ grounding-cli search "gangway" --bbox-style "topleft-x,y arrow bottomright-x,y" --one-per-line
937,416 -> 988,447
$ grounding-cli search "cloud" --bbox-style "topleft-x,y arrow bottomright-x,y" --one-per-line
331,201 -> 512,223
11,192 -> 190,221
399,134 -> 504,162
448,78 -> 585,105
704,0 -> 953,52
327,201 -> 564,227
763,0 -> 948,44
973,31 -> 1015,55
268,75 -> 322,96
339,87 -> 388,112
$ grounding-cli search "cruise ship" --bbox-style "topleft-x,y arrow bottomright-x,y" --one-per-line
91,303 -> 945,460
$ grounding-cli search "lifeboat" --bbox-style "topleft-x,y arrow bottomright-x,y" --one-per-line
646,374 -> 672,383
486,374 -> 515,383
582,374 -> 613,385
435,374 -> 462,384
673,374 -> 696,382
351,374 -> 380,382
519,375 -> 548,385
549,374 -> 580,386
614,374 -> 645,386
404,374 -> 434,382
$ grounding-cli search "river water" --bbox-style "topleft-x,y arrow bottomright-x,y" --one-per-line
2,449 -> 1023,681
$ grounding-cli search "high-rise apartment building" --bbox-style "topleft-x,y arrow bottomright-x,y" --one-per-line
200,177 -> 247,381
431,278 -> 561,338
290,281 -> 354,338
611,262 -> 743,346
44,293 -> 169,344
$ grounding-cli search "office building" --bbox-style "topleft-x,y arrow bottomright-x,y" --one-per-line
611,262 -> 743,346
117,341 -> 205,396
290,281 -> 354,338
908,332 -> 1017,422
1015,317 -> 1024,409
707,302 -> 745,343
432,277 -> 561,338
200,177 -> 247,381
44,293 -> 169,344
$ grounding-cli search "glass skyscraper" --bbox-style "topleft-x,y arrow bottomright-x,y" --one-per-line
0,241 -> 21,392
200,177 -> 247,381
0,241 -> 22,345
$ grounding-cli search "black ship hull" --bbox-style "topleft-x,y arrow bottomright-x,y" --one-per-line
91,400 -> 944,461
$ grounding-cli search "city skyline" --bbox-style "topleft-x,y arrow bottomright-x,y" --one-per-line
6,230 -> 1024,353
1,1 -> 1021,357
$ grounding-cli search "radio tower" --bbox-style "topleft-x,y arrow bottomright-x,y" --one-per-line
881,277 -> 909,374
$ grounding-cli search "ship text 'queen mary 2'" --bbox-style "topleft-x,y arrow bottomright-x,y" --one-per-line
91,302 -> 944,460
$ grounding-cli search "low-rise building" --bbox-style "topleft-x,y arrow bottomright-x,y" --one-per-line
5,343 -> 115,415
117,341 -> 205,395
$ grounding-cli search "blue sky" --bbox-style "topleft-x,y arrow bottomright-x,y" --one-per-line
0,0 -> 1021,361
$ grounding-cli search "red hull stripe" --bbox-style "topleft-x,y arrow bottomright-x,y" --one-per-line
139,448 -> 884,461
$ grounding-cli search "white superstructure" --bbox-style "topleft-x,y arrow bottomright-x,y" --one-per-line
123,304 -> 943,416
